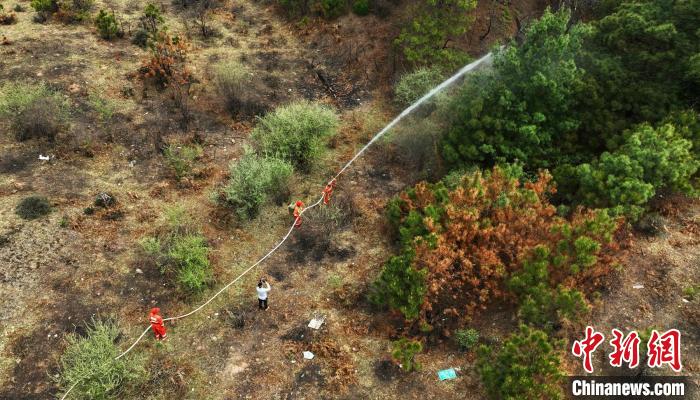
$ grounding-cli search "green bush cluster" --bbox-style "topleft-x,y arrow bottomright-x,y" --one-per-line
0,82 -> 69,141
95,9 -> 122,39
251,101 -> 338,172
393,67 -> 445,108
15,196 -> 51,220
140,206 -> 213,294
478,325 -> 564,400
55,319 -> 146,400
220,152 -> 293,220
163,143 -> 203,181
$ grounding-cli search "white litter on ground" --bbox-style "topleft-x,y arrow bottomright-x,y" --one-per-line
38,154 -> 50,161
632,284 -> 644,289
308,315 -> 325,330
303,351 -> 314,360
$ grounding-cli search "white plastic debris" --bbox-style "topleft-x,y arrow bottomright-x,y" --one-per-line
38,154 -> 50,161
308,315 -> 325,330
632,284 -> 644,289
303,351 -> 314,360
682,298 -> 690,303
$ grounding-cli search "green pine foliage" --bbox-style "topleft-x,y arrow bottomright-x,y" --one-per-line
251,101 -> 338,172
369,248 -> 427,320
508,247 -> 589,330
478,325 -> 564,400
556,123 -> 698,220
95,10 -> 121,39
442,5 -> 699,220
443,9 -> 590,170
351,0 -> 369,15
391,338 -> 423,372
395,0 -> 476,69
55,319 -> 146,400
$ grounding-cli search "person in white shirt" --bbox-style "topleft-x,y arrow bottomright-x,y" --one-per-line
256,278 -> 271,310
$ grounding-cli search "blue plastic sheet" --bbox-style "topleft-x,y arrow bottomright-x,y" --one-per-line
437,368 -> 457,381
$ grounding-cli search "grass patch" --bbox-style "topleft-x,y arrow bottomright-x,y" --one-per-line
0,82 -> 69,141
140,205 -> 213,294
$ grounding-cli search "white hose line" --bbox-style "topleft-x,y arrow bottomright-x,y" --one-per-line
57,52 -> 493,399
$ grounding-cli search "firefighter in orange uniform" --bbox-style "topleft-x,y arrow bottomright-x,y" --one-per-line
322,179 -> 336,205
293,201 -> 304,228
149,307 -> 167,340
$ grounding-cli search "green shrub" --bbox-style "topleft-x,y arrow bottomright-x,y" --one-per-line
443,9 -> 588,171
163,204 -> 196,233
15,196 -> 51,220
141,3 -> 163,33
352,0 -> 369,15
14,3 -> 25,12
478,325 -> 564,400
394,67 -> 445,108
454,328 -> 479,350
168,234 -> 211,294
30,0 -> 57,19
278,0 -> 309,17
57,0 -> 94,22
55,319 -> 146,400
391,338 -> 422,372
213,60 -> 252,115
221,152 -> 293,220
95,9 -> 121,39
163,143 -> 203,181
317,0 -> 344,18
140,207 -> 212,294
251,101 -> 338,172
0,82 -> 68,141
683,285 -> 699,301
131,29 -> 149,48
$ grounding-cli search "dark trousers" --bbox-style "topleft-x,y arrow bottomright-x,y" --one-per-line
258,298 -> 268,310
